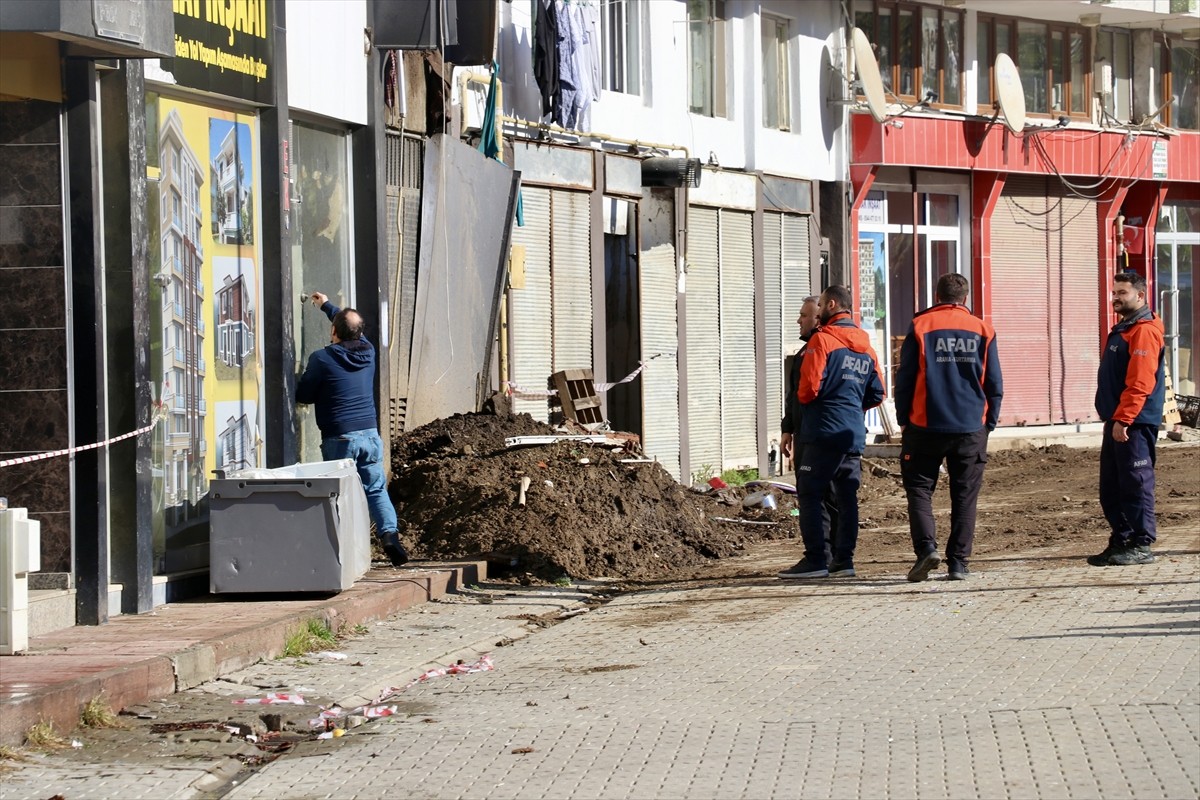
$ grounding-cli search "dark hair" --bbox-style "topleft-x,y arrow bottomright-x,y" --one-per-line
936,273 -> 970,303
1113,271 -> 1147,293
333,308 -> 365,341
821,285 -> 853,310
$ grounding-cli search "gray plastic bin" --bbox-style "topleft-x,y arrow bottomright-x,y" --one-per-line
209,460 -> 372,593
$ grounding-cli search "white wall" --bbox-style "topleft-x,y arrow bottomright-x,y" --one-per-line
498,0 -> 844,183
286,0 -> 368,125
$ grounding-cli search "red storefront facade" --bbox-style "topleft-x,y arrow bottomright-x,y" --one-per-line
849,112 -> 1200,426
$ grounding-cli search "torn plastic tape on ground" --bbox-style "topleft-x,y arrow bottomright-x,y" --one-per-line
232,692 -> 306,705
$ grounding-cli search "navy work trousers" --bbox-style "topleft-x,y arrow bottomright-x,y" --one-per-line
900,426 -> 988,568
1099,420 -> 1158,547
797,447 -> 861,568
794,441 -> 840,564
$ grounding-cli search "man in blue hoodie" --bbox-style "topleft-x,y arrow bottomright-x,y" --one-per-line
778,285 -> 885,579
297,292 -> 408,567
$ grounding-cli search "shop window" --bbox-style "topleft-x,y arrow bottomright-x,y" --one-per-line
979,13 -> 1090,118
291,120 -> 354,464
602,0 -> 640,95
853,1 -> 963,107
762,15 -> 791,130
687,0 -> 727,117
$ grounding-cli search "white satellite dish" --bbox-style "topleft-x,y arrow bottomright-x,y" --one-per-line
994,53 -> 1026,133
852,27 -> 888,124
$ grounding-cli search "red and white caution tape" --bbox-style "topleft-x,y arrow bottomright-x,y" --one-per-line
0,416 -> 160,469
503,356 -> 663,399
374,654 -> 495,703
232,692 -> 306,705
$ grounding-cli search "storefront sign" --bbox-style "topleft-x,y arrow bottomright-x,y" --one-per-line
860,195 -> 884,225
1152,141 -> 1168,179
93,0 -> 145,44
170,0 -> 273,105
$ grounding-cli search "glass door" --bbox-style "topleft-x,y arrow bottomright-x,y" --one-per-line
1156,204 -> 1198,396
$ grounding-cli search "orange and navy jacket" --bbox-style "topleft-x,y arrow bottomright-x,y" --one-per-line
894,303 -> 1003,434
1095,305 -> 1165,426
797,311 -> 886,453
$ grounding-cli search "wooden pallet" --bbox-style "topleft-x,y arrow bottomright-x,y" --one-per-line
1163,365 -> 1182,426
551,369 -> 605,426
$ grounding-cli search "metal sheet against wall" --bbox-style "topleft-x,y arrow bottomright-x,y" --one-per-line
386,133 -> 423,431
1052,189 -> 1101,424
686,206 -> 722,478
639,194 -> 681,480
719,210 -> 757,469
551,189 -> 593,371
764,212 -> 783,445
509,187 -> 554,420
992,177 -> 1053,425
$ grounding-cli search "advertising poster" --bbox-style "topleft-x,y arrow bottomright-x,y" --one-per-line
147,93 -> 264,573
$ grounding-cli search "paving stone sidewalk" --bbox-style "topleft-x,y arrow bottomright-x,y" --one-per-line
219,554 -> 1198,800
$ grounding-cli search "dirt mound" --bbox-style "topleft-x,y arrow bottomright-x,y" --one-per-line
388,410 -> 797,581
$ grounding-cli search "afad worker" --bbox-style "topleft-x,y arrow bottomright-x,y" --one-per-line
778,285 -> 885,579
297,292 -> 409,567
1089,271 -> 1166,567
894,273 -> 1003,583
779,296 -> 839,568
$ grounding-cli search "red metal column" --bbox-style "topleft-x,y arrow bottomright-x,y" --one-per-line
1097,183 -> 1133,339
970,172 -> 1005,325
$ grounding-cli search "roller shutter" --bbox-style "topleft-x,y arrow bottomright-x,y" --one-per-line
551,189 -> 593,371
639,199 -> 681,480
991,177 -> 1055,426
720,210 -> 757,469
686,207 -> 722,478
1051,189 -> 1101,424
509,186 -> 553,420
763,213 -> 784,445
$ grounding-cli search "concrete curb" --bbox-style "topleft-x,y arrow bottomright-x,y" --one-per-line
0,562 -> 484,748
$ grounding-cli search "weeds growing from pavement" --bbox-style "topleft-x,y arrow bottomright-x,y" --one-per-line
80,695 -> 124,729
553,575 -> 572,586
281,618 -> 337,657
24,720 -> 69,749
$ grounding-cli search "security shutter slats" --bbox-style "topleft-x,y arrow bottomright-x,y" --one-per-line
509,186 -> 553,420
551,189 -> 593,371
991,177 -> 1054,426
720,210 -> 758,469
763,212 -> 783,448
782,213 -> 811,332
640,217 -> 681,480
686,207 -> 722,477
1053,189 -> 1101,424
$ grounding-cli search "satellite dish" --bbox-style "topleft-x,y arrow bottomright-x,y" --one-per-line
994,53 -> 1026,133
852,27 -> 888,124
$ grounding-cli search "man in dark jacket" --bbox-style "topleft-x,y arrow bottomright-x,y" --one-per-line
1089,271 -> 1166,567
894,274 -> 1003,582
780,296 -> 838,567
297,292 -> 408,566
778,286 -> 885,579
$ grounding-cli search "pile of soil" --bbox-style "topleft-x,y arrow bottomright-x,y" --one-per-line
388,409 -> 796,581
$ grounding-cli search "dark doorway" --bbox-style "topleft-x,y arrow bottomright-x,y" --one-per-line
604,218 -> 642,436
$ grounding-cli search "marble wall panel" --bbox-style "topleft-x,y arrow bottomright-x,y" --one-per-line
0,206 -> 65,269
0,455 -> 70,513
0,329 -> 66,390
0,389 -> 69,453
0,266 -> 66,328
0,144 -> 61,206
0,100 -> 61,145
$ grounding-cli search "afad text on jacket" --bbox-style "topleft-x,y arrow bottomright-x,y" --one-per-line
797,311 -> 886,453
894,303 -> 1004,434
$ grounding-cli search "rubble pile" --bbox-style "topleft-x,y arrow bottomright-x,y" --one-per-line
387,408 -> 796,581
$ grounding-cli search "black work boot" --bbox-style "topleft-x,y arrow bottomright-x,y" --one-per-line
1107,544 -> 1154,566
380,531 -> 410,567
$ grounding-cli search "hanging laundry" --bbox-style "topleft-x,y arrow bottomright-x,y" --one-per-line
556,0 -> 589,130
533,0 -> 560,124
478,63 -> 525,227
577,0 -> 602,131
